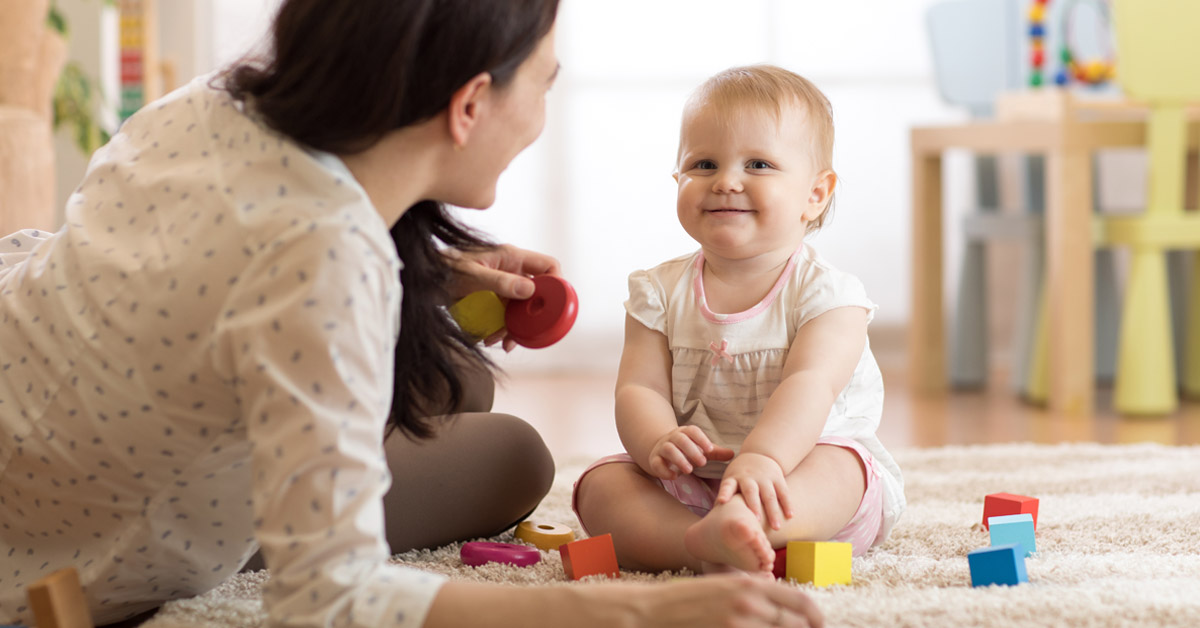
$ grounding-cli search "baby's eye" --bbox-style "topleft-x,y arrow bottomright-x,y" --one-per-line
747,160 -> 772,170
693,160 -> 717,170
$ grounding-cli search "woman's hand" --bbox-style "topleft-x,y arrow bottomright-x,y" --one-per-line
716,452 -> 794,531
633,575 -> 824,628
446,244 -> 560,350
647,426 -> 734,480
446,244 -> 560,300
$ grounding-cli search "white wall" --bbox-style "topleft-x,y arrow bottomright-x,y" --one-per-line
51,0 -> 1140,373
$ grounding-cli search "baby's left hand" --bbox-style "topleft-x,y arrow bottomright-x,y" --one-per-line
717,453 -> 793,531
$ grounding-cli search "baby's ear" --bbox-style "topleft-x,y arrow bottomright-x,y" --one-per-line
803,169 -> 837,220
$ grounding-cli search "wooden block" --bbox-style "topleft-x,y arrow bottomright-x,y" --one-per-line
968,543 -> 1028,587
27,567 -> 93,628
772,547 -> 787,580
982,493 -> 1039,530
988,513 -> 1037,557
558,534 -> 619,580
785,541 -> 851,588
515,520 -> 575,552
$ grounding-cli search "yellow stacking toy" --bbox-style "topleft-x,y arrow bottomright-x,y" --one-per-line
785,541 -> 852,588
1107,0 -> 1200,413
448,290 -> 507,340
514,520 -> 576,551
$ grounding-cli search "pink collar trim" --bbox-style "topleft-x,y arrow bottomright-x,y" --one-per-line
693,244 -> 803,325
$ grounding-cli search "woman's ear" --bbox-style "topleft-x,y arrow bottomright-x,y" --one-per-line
803,169 -> 838,221
447,72 -> 494,148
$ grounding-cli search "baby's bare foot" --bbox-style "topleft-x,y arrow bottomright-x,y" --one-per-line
683,498 -> 774,574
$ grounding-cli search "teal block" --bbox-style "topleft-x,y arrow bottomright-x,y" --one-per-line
968,543 -> 1028,587
989,513 -> 1036,557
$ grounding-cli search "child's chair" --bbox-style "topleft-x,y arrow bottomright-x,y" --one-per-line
926,0 -> 1122,393
1107,0 -> 1200,413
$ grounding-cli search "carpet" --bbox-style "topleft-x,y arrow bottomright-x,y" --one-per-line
143,442 -> 1200,628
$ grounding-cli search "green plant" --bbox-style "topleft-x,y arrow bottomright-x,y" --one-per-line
47,0 -> 115,157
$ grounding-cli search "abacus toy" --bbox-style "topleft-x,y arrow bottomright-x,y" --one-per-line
1028,0 -> 1115,88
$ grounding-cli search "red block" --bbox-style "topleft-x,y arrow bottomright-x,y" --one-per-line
772,547 -> 787,580
983,493 -> 1039,530
559,533 -> 620,580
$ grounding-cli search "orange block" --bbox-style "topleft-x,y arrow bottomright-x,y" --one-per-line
559,534 -> 619,580
982,493 -> 1039,530
28,567 -> 94,628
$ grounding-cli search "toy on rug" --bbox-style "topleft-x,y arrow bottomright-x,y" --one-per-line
982,492 -> 1039,530
988,513 -> 1037,557
968,543 -> 1029,587
460,541 -> 541,568
772,547 -> 788,580
449,275 -> 578,348
559,534 -> 620,580
28,567 -> 93,628
784,541 -> 852,588
514,520 -> 576,551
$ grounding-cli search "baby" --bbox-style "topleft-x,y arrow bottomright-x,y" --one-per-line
573,64 -> 905,575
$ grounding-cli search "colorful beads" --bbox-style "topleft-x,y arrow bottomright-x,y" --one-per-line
1028,0 -> 1050,88
1028,0 -> 1115,88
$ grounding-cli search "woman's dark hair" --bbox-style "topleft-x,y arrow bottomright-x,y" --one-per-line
224,0 -> 560,438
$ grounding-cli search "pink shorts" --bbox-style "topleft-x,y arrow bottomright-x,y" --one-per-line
571,435 -> 885,557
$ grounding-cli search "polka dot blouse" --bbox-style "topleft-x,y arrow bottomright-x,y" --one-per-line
0,75 -> 445,628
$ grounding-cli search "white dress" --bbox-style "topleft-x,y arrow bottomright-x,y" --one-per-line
625,243 -> 906,544
0,76 -> 445,628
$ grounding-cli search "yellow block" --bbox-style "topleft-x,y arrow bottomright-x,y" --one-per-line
785,541 -> 851,587
448,290 -> 505,340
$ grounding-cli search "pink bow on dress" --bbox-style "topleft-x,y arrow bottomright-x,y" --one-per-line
709,339 -> 734,366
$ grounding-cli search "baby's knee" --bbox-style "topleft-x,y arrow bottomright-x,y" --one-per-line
574,462 -> 635,518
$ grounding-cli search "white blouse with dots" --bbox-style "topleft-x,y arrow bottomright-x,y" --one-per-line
0,76 -> 445,627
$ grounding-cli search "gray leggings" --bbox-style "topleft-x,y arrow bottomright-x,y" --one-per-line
242,355 -> 555,568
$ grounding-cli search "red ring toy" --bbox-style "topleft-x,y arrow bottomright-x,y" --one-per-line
505,275 -> 579,348
460,541 -> 541,568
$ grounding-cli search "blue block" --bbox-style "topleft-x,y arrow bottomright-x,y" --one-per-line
989,513 -> 1036,557
968,543 -> 1028,587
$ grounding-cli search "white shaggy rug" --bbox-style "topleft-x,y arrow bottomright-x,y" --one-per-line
144,442 -> 1200,628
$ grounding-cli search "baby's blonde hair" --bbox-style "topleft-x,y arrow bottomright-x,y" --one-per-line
680,64 -> 836,232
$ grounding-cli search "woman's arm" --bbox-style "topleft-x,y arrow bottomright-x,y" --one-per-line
425,575 -> 824,628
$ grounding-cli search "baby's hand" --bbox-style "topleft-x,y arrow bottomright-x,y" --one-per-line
717,453 -> 794,531
648,426 -> 734,481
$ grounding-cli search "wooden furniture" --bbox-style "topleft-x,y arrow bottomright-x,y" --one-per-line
28,568 -> 94,628
0,0 -> 67,235
910,94 -> 1200,415
926,0 -> 1124,395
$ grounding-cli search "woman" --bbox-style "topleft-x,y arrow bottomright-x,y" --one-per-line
0,1 -> 823,626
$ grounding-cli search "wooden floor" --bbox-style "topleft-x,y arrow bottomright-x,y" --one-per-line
493,347 -> 1200,463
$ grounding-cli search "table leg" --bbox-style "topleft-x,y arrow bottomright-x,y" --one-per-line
1045,142 -> 1095,415
910,149 -> 946,394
